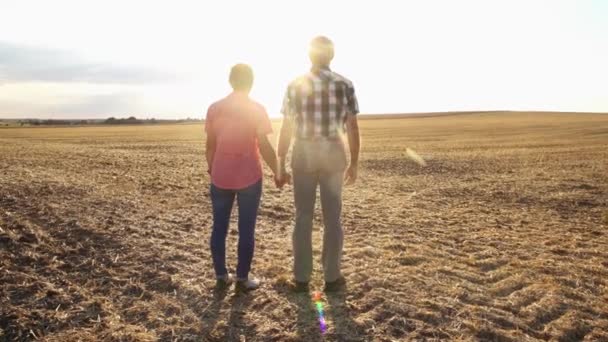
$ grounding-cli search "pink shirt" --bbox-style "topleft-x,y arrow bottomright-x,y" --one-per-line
205,92 -> 273,190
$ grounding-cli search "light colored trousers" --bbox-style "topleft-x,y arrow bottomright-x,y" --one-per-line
291,139 -> 347,283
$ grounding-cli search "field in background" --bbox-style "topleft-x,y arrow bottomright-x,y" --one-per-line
1,112 -> 607,341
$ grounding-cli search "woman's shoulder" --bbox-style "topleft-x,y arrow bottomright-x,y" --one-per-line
206,98 -> 225,116
247,98 -> 268,115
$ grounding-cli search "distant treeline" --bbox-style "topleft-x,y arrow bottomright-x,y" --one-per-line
105,117 -> 154,125
8,117 -> 202,126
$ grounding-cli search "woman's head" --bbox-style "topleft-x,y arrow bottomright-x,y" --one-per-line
229,63 -> 254,92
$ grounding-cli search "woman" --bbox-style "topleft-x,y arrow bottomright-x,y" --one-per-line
205,63 -> 282,291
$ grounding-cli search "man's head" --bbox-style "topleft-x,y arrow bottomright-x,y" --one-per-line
309,36 -> 334,67
229,63 -> 254,92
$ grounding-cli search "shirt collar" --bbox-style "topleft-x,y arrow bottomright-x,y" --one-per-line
229,91 -> 249,98
310,65 -> 331,74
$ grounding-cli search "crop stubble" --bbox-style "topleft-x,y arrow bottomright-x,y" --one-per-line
1,112 -> 607,341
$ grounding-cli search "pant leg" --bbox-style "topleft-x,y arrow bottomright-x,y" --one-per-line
319,170 -> 345,282
235,179 -> 263,279
210,184 -> 236,277
292,169 -> 319,283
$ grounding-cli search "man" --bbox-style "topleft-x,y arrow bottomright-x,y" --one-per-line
205,63 -> 281,292
277,36 -> 361,292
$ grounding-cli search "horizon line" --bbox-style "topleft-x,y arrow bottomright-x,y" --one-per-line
1,109 -> 608,121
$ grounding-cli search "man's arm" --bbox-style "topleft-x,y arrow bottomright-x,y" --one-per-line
344,114 -> 360,185
205,133 -> 216,174
258,133 -> 279,176
277,116 -> 294,183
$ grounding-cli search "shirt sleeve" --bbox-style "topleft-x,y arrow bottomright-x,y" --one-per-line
257,105 -> 273,136
346,83 -> 359,116
280,85 -> 294,118
204,104 -> 214,134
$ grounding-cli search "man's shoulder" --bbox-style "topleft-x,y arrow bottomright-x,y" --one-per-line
328,70 -> 354,88
286,69 -> 355,92
287,73 -> 313,89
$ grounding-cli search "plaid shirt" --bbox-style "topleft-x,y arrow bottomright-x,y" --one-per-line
281,67 -> 359,139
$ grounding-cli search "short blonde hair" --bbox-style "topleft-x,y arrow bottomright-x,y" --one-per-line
309,36 -> 334,66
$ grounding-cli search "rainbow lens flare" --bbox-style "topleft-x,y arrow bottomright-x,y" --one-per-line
312,291 -> 327,334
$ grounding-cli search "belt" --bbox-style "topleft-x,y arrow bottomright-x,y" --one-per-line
295,136 -> 342,142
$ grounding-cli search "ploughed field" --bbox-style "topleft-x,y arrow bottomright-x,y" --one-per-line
1,112 -> 607,341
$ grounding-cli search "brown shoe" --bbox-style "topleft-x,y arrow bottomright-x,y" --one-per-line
290,280 -> 310,293
324,276 -> 346,292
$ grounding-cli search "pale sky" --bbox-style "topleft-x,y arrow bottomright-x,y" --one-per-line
0,0 -> 607,119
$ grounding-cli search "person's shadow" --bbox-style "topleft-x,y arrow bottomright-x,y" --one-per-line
225,291 -> 255,340
274,279 -> 323,341
325,285 -> 369,341
181,285 -> 230,340
276,280 -> 368,341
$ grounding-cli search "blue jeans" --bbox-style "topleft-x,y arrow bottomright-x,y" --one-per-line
210,179 -> 262,279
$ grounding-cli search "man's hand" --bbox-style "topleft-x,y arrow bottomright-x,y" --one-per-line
344,164 -> 358,186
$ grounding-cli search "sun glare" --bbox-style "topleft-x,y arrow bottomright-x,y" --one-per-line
1,0 -> 607,119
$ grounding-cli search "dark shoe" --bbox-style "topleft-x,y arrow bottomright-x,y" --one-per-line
290,280 -> 310,293
215,274 -> 234,290
324,276 -> 346,292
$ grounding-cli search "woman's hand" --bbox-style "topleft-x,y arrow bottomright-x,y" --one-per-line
274,171 -> 291,188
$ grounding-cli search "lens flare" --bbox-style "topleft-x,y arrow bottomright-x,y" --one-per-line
406,148 -> 427,167
312,291 -> 327,334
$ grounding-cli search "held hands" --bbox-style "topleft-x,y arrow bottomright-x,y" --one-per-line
274,169 -> 292,189
273,165 -> 355,188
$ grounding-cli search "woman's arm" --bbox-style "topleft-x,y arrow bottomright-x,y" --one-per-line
258,133 -> 278,176
277,116 -> 294,177
205,133 -> 216,174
